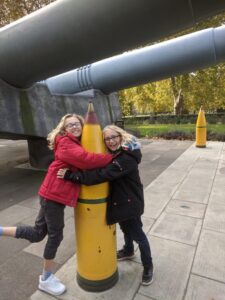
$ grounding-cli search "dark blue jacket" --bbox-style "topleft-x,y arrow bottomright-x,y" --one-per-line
64,148 -> 144,225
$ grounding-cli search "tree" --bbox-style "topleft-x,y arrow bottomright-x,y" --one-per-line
0,0 -> 56,27
170,76 -> 188,115
119,79 -> 174,115
186,64 -> 225,112
119,12 -> 225,116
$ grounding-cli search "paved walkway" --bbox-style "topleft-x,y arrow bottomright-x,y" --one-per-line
28,141 -> 225,300
1,140 -> 225,300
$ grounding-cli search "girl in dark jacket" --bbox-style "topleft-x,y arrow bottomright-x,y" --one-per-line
57,125 -> 154,286
0,114 -> 112,296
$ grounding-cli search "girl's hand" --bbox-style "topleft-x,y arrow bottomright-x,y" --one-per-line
57,168 -> 68,179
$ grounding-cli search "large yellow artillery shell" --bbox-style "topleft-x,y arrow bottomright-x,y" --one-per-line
75,102 -> 118,292
196,106 -> 207,148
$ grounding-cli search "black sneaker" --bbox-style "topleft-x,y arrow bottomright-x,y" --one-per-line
117,248 -> 135,261
141,265 -> 154,286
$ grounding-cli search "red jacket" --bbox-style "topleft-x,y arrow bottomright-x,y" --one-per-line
39,132 -> 112,207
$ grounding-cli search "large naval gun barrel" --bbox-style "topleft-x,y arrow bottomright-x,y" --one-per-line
1,0 -> 225,88
45,25 -> 225,95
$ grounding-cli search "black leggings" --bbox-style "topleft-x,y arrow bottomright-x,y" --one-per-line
16,197 -> 65,260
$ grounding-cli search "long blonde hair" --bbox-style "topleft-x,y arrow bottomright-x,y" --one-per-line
103,125 -> 137,145
47,114 -> 84,150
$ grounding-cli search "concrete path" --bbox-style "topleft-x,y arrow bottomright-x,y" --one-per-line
31,141 -> 225,300
0,139 -> 28,168
1,139 -> 225,300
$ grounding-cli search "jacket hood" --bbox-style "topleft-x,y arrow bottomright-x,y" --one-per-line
121,136 -> 142,164
122,136 -> 140,151
123,148 -> 142,164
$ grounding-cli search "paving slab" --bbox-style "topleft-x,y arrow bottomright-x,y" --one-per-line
173,162 -> 216,204
0,234 -> 30,265
172,142 -> 223,205
144,188 -> 172,219
0,204 -> 37,226
203,200 -> 225,233
165,199 -> 206,218
207,174 -> 225,205
31,256 -> 143,300
143,169 -> 187,219
139,236 -> 195,300
0,169 -> 44,210
143,145 -> 199,220
185,274 -> 225,300
174,188 -> 211,204
0,252 -> 43,300
192,229 -> 225,283
139,140 -> 192,187
134,294 -> 155,300
150,168 -> 187,191
19,195 -> 41,210
150,212 -> 202,246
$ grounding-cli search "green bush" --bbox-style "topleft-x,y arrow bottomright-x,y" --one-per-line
158,131 -> 194,140
123,113 -> 225,125
125,124 -> 225,141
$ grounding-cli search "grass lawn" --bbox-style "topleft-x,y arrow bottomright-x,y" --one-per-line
125,124 -> 225,139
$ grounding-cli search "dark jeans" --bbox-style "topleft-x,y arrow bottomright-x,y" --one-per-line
16,197 -> 65,260
119,216 -> 152,269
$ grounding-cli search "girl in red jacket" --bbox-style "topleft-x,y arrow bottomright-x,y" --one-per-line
0,113 -> 112,296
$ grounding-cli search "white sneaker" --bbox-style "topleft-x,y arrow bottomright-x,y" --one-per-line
38,274 -> 66,296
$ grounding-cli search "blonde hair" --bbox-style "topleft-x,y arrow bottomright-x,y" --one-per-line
102,125 -> 136,145
47,114 -> 84,150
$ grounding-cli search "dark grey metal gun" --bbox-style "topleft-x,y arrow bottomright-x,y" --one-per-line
45,25 -> 225,95
0,0 -> 225,88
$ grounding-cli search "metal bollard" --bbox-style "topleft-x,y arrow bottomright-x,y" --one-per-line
75,102 -> 118,292
195,106 -> 207,148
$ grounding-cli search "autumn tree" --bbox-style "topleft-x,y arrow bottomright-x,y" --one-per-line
119,12 -> 225,116
185,65 -> 225,113
0,0 -> 56,27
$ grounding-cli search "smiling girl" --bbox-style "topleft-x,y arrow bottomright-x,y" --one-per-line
0,114 -> 112,296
